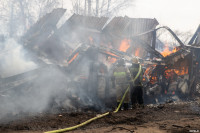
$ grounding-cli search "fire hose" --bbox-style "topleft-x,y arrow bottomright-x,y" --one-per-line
44,65 -> 142,133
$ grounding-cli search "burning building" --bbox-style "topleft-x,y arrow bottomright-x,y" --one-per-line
0,8 -> 199,116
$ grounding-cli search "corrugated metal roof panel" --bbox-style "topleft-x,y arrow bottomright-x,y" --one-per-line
23,8 -> 66,41
59,14 -> 109,32
103,16 -> 159,37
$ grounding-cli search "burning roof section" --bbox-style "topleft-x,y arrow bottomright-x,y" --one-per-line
102,16 -> 159,58
57,15 -> 159,47
22,10 -> 160,65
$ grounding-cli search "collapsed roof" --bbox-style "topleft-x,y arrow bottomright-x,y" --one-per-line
22,9 -> 159,65
103,16 -> 158,41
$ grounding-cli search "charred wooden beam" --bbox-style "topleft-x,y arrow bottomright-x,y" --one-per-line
151,30 -> 157,59
131,37 -> 164,59
188,25 -> 200,45
164,48 -> 190,65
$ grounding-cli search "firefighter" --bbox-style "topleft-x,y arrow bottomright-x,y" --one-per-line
129,58 -> 144,108
113,58 -> 131,110
97,63 -> 108,105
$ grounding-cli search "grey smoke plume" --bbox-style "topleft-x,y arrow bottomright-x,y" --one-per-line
0,38 -> 109,121
0,65 -> 69,118
0,38 -> 37,78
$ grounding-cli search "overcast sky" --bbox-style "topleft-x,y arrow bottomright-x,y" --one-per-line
64,0 -> 200,33
123,0 -> 200,33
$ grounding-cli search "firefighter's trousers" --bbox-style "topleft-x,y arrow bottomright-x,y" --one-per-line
116,83 -> 130,103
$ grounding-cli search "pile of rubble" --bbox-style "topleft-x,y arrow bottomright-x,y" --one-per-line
0,8 -> 200,114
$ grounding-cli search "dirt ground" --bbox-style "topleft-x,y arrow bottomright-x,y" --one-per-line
0,99 -> 200,133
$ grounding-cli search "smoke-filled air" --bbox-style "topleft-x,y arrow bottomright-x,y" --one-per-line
0,0 -> 199,133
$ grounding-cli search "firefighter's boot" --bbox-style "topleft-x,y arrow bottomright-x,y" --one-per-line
124,103 -> 129,110
117,102 -> 122,111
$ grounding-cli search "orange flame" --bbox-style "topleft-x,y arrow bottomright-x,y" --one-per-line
105,51 -> 119,57
119,39 -> 130,52
89,36 -> 93,44
161,46 -> 179,57
164,69 -> 175,80
164,66 -> 188,80
135,48 -> 140,56
174,67 -> 188,75
150,76 -> 158,84
106,39 -> 131,64
68,53 -> 79,64
144,65 -> 156,76
144,65 -> 157,84
107,39 -> 131,64
108,57 -> 117,63
105,51 -> 118,63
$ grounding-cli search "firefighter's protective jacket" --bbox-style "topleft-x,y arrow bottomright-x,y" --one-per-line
113,65 -> 131,103
113,65 -> 131,84
129,64 -> 143,86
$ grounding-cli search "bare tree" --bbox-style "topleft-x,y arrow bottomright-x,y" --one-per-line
71,0 -> 85,14
0,0 -> 62,37
107,0 -> 110,14
96,0 -> 99,17
88,0 -> 92,15
100,0 -> 105,15
34,0 -> 61,18
70,0 -> 133,17
9,1 -> 14,37
157,28 -> 193,47
84,0 -> 87,15
174,30 -> 193,44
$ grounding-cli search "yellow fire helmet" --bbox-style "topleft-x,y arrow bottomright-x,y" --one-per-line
131,57 -> 139,64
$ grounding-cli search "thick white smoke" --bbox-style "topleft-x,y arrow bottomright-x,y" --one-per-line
0,38 -> 37,78
0,38 -> 109,121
